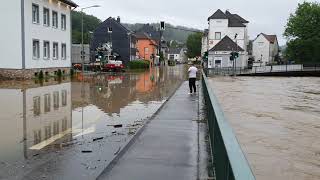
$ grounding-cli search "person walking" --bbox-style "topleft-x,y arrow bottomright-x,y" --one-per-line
188,63 -> 198,94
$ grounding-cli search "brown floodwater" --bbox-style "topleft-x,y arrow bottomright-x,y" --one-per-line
209,76 -> 320,180
0,65 -> 187,180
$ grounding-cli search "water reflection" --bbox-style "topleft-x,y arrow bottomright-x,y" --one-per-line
0,65 -> 186,179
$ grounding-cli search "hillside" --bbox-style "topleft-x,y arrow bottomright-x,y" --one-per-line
71,11 -> 201,44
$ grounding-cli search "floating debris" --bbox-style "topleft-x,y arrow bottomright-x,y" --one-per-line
114,147 -> 121,155
93,137 -> 104,142
82,150 -> 93,153
108,124 -> 123,128
33,154 -> 40,157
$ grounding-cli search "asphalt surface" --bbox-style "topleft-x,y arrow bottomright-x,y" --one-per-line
98,81 -> 205,180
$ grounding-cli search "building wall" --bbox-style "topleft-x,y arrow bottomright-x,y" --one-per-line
136,39 -> 157,61
24,0 -> 72,69
208,19 -> 247,51
0,1 -> 23,69
252,35 -> 270,65
201,35 -> 208,56
208,51 -> 246,68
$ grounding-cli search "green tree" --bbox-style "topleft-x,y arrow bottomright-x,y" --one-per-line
284,2 -> 320,63
186,32 -> 202,58
71,11 -> 101,44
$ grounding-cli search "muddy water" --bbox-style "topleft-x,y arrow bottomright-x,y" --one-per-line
209,76 -> 320,180
0,65 -> 187,180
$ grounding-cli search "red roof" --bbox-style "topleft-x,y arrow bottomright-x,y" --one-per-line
262,33 -> 277,43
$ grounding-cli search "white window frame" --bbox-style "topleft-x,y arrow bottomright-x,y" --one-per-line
43,7 -> 50,26
61,14 -> 66,30
61,43 -> 66,60
43,41 -> 50,59
33,39 -> 40,59
215,32 -> 221,40
53,42 -> 59,60
52,11 -> 58,28
32,4 -> 39,24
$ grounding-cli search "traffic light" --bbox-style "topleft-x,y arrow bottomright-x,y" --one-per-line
160,21 -> 165,31
230,52 -> 239,61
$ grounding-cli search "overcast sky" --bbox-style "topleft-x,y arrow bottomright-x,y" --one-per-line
75,0 -> 319,45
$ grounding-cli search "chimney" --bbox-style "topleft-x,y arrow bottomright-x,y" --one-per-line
117,16 -> 120,23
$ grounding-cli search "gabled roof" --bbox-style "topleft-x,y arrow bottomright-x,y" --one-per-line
232,14 -> 249,23
261,33 -> 277,43
209,36 -> 244,52
135,32 -> 158,46
59,0 -> 78,7
208,9 -> 228,21
225,11 -> 246,27
105,17 -> 133,33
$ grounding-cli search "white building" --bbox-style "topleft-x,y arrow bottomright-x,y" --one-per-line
201,29 -> 209,56
206,9 -> 249,68
252,33 -> 279,66
72,44 -> 90,64
0,0 -> 77,79
167,48 -> 187,63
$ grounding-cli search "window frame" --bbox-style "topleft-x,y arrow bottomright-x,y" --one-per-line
52,11 -> 58,28
215,32 -> 221,40
61,43 -> 66,60
43,41 -> 50,59
53,42 -> 59,60
61,14 -> 66,30
43,7 -> 50,27
32,4 -> 40,24
33,39 -> 40,59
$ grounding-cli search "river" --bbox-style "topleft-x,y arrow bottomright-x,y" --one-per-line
209,76 -> 320,180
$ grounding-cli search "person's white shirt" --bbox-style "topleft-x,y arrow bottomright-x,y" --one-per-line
188,66 -> 198,78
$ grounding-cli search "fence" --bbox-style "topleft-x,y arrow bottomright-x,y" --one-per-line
202,71 -> 256,180
205,64 -> 320,77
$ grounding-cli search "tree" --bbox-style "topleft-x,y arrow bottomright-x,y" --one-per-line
71,11 -> 101,44
186,32 -> 202,58
284,2 -> 320,63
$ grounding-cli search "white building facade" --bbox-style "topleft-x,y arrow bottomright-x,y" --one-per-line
252,33 -> 279,66
205,9 -> 249,68
0,0 -> 77,79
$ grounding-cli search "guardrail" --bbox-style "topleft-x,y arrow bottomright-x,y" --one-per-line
206,64 -> 320,76
202,71 -> 256,180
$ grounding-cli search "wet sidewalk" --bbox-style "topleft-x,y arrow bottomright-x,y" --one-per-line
98,81 -> 206,180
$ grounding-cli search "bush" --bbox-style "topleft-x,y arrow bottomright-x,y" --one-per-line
57,69 -> 62,77
70,69 -> 74,77
128,60 -> 150,69
38,70 -> 44,79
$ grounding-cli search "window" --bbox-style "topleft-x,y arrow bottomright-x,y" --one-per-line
33,96 -> 41,116
53,91 -> 59,109
53,42 -> 58,59
43,41 -> 50,59
215,32 -> 221,40
33,40 -> 40,59
61,44 -> 66,60
33,130 -> 41,145
53,122 -> 59,135
45,126 -> 51,140
52,11 -> 58,28
43,8 -> 50,26
32,4 -> 39,23
44,94 -> 51,113
61,14 -> 66,30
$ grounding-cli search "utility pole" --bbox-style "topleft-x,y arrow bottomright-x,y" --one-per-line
159,21 -> 165,66
234,33 -> 238,76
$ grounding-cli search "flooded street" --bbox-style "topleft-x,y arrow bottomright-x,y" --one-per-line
0,65 -> 187,180
209,76 -> 320,180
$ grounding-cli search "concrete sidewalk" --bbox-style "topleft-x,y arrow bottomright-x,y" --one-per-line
98,81 -> 207,180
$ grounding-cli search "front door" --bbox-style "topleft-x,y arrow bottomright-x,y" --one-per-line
214,57 -> 222,68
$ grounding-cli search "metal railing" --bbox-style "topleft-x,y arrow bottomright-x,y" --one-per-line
202,71 -> 256,180
205,64 -> 320,77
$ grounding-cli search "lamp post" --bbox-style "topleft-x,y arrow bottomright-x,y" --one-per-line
81,5 -> 100,74
234,33 -> 238,76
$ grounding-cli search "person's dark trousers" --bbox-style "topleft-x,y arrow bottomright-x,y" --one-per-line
189,78 -> 196,93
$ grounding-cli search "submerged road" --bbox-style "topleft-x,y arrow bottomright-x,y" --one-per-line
98,81 -> 209,180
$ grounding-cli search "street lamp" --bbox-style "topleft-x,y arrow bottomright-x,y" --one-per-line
81,5 -> 101,74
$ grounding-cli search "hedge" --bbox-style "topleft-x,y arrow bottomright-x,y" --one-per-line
128,60 -> 150,69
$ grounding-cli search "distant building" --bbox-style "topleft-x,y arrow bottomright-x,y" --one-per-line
206,9 -> 249,68
0,0 -> 77,79
252,33 -> 279,65
71,44 -> 90,64
167,48 -> 187,63
201,29 -> 209,56
90,17 -> 137,65
135,32 -> 158,65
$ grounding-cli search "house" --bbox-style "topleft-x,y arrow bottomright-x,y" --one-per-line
0,0 -> 78,79
90,17 -> 137,65
71,44 -> 90,64
167,48 -> 187,63
252,33 -> 279,65
135,32 -> 158,65
206,9 -> 249,68
208,36 -> 245,68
